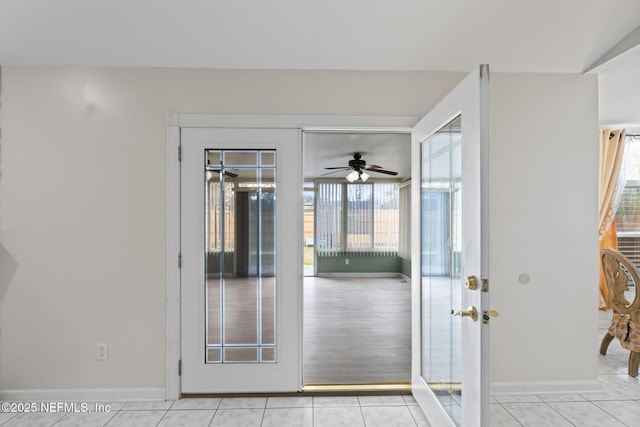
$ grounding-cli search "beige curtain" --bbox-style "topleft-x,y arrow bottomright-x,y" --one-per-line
598,129 -> 626,309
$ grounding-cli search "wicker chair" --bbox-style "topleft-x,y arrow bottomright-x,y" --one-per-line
599,248 -> 640,377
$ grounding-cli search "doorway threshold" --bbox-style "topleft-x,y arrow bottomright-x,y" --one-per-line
182,384 -> 412,399
302,383 -> 411,395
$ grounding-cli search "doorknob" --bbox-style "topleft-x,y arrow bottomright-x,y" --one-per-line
450,306 -> 478,322
464,276 -> 478,290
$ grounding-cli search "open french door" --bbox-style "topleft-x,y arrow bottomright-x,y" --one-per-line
180,127 -> 302,393
411,65 -> 490,426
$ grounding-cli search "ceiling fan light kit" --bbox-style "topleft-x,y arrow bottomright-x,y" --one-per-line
346,170 -> 360,182
345,170 -> 369,182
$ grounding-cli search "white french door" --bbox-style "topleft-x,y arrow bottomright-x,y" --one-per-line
411,65 -> 490,426
180,127 -> 302,393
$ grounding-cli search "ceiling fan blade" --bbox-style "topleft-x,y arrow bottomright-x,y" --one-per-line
324,166 -> 351,170
208,169 -> 239,178
321,169 -> 349,176
366,168 -> 398,176
367,165 -> 383,169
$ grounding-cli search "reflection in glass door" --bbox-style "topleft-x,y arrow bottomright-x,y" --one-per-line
303,182 -> 315,276
205,149 -> 277,364
421,116 -> 462,424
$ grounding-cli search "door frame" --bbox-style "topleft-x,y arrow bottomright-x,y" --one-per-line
166,114 -> 418,400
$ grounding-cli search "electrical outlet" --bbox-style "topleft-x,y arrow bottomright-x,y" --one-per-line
345,258 -> 349,265
97,343 -> 108,361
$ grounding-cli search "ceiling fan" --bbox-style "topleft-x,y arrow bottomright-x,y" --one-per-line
322,152 -> 398,182
206,159 -> 238,178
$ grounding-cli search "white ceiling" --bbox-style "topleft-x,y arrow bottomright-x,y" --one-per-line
304,133 -> 412,180
1,0 -> 638,73
1,0 -> 639,176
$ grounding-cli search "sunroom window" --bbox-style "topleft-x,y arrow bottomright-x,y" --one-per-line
316,181 -> 399,256
615,134 -> 640,268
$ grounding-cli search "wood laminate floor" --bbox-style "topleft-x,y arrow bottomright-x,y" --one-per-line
303,276 -> 411,385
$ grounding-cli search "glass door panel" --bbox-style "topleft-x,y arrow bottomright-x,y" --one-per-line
421,116 -> 462,424
205,149 -> 277,364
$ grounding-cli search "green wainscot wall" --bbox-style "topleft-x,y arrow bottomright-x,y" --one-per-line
400,257 -> 411,278
317,253 -> 411,275
206,252 -> 235,274
209,251 -> 412,278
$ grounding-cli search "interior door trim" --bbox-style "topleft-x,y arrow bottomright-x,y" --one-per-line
166,114 -> 419,400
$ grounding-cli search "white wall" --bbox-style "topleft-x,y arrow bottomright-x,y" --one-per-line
596,47 -> 640,128
0,66 -> 463,393
0,67 -> 600,395
489,73 -> 600,389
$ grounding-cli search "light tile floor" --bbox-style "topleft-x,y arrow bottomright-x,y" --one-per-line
1,329 -> 639,426
0,395 -> 428,427
490,328 -> 640,427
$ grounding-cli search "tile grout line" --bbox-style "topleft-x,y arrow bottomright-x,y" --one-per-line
591,399 -> 634,427
541,401 -> 579,427
497,402 -> 529,427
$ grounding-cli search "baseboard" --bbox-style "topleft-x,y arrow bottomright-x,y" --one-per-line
399,274 -> 411,283
491,380 -> 602,395
317,272 -> 402,278
0,388 -> 166,402
599,309 -> 612,329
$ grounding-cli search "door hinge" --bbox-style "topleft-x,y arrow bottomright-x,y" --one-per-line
178,253 -> 182,269
178,360 -> 182,376
178,145 -> 182,162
